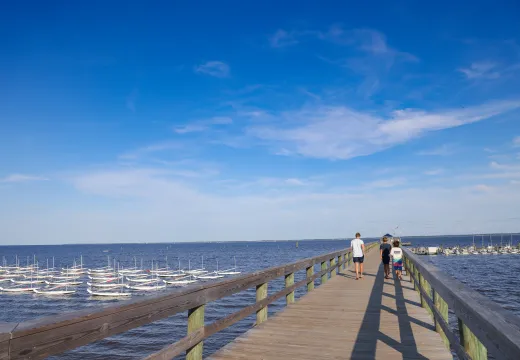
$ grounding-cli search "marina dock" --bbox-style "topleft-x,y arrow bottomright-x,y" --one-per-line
1,243 -> 520,359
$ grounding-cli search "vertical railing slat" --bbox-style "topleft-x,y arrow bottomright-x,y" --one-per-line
306,265 -> 314,292
256,282 -> 268,325
186,305 -> 205,360
458,318 -> 488,360
321,261 -> 327,284
285,272 -> 295,305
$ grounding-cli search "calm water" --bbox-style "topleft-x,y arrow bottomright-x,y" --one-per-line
1,235 -> 519,359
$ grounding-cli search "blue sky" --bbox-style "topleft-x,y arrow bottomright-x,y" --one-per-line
1,1 -> 520,244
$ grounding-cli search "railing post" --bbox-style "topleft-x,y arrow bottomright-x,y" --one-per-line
186,304 -> 205,360
330,257 -> 337,278
418,272 -> 425,307
321,261 -> 327,284
285,272 -> 295,305
256,282 -> 268,325
306,265 -> 314,292
433,289 -> 450,349
458,318 -> 488,360
340,254 -> 345,271
421,275 -> 433,317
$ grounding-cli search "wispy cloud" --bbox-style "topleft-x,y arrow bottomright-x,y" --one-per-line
269,29 -> 300,48
424,169 -> 444,176
0,174 -> 48,183
119,141 -> 183,160
459,61 -> 500,79
364,177 -> 406,189
417,144 -> 456,156
194,61 -> 230,78
513,136 -> 520,147
246,99 -> 520,160
174,116 -> 233,134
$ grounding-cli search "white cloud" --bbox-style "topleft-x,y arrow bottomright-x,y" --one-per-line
0,174 -> 48,183
472,184 -> 494,192
269,29 -> 299,48
363,177 -> 406,188
459,61 -> 500,79
424,169 -> 444,176
174,116 -> 233,134
3,168 -> 520,244
247,99 -> 520,160
194,61 -> 230,78
513,136 -> 520,147
119,141 -> 183,160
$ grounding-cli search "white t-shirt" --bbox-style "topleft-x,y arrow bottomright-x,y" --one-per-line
351,238 -> 364,257
390,247 -> 403,261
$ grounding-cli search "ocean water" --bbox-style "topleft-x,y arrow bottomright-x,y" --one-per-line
1,235 -> 519,359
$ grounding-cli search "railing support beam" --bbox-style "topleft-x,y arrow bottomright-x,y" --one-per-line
321,261 -> 327,284
256,282 -> 268,325
285,273 -> 295,305
186,304 -> 205,360
306,265 -> 314,292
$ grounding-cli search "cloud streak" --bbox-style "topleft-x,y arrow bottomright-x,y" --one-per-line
174,116 -> 233,134
0,174 -> 48,183
246,99 -> 520,160
194,61 -> 230,78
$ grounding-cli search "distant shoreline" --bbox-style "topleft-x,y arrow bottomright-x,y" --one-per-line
1,232 -> 519,247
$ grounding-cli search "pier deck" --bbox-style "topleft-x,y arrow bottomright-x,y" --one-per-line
209,249 -> 452,360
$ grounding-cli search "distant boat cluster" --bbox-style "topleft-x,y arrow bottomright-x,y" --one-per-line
411,234 -> 520,256
0,255 -> 241,297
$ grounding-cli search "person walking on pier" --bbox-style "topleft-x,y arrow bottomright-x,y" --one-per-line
390,240 -> 403,280
380,236 -> 392,279
351,232 -> 365,280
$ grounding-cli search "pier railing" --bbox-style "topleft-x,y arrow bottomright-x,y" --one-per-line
403,248 -> 520,360
0,242 -> 378,360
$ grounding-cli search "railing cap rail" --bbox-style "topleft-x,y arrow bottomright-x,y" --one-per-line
404,248 -> 520,359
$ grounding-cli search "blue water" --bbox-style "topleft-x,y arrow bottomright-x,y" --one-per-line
1,235 -> 519,359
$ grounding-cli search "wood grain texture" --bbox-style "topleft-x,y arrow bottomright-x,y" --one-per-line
209,249 -> 452,360
404,248 -> 520,360
255,283 -> 268,325
186,305 -> 205,360
285,273 -> 295,305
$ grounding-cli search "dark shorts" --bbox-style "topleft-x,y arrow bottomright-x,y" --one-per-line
353,256 -> 364,263
382,256 -> 390,265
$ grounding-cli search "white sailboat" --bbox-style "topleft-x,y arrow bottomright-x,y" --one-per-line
218,257 -> 241,275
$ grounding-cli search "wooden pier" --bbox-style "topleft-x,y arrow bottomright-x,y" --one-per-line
209,249 -> 451,360
1,242 -> 520,360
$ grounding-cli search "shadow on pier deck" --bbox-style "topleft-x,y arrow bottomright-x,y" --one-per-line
209,250 -> 452,360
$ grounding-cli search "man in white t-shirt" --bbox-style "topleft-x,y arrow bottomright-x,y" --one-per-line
351,232 -> 365,280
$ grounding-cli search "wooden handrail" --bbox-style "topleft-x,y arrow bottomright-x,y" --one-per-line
0,242 -> 378,360
403,248 -> 520,360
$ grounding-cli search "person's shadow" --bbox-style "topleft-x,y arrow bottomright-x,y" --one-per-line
350,264 -> 432,360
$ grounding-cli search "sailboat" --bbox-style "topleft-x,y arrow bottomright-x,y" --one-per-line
87,262 -> 131,297
218,256 -> 241,275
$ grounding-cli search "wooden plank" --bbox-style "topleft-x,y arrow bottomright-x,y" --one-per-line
433,290 -> 449,350
306,266 -> 314,292
320,261 -> 327,284
7,245 -> 361,360
186,305 -> 205,360
285,273 -> 295,305
0,323 -> 17,360
145,271 -> 326,359
256,283 -> 268,325
330,257 -> 336,278
404,249 -> 520,360
459,318 -> 488,360
210,248 -> 452,360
